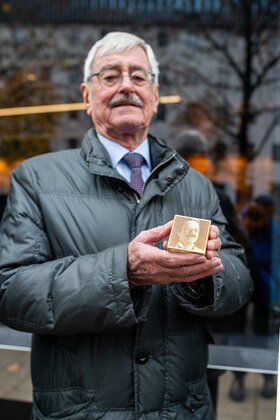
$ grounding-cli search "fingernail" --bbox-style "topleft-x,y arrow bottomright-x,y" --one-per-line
196,256 -> 206,263
214,264 -> 224,273
212,259 -> 221,267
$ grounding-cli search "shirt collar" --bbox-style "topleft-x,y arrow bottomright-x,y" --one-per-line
97,134 -> 151,170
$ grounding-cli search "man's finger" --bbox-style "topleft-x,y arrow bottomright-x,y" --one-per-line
209,225 -> 220,239
134,221 -> 173,245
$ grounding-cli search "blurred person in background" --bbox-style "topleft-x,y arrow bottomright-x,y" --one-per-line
171,129 -> 246,243
173,129 -> 277,402
172,128 -> 252,408
228,194 -> 278,401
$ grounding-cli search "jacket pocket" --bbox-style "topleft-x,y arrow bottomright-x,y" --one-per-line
183,377 -> 214,418
32,387 -> 95,419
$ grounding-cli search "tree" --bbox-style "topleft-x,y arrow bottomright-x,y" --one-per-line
169,0 -> 280,160
0,70 -> 60,163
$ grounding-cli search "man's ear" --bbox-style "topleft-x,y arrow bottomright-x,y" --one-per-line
153,84 -> 160,115
80,83 -> 91,116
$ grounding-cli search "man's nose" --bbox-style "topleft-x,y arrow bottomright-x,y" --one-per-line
118,73 -> 134,91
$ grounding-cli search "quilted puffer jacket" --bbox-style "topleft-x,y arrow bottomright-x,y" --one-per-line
0,129 -> 253,419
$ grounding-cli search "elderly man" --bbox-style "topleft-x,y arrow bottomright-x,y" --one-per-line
0,32 -> 252,420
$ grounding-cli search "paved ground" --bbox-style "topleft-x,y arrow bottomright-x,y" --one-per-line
0,348 -> 277,419
216,370 -> 276,420
0,349 -> 32,403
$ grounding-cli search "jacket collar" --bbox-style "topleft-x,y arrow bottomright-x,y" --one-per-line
81,128 -> 119,178
80,128 -> 189,195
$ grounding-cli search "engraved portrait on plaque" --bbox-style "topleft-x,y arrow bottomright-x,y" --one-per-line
167,215 -> 211,255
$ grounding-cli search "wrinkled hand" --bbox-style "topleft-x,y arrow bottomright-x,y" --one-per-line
127,221 -> 224,287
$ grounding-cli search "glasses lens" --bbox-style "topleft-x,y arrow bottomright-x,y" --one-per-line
130,70 -> 150,87
98,69 -> 154,88
99,70 -> 121,87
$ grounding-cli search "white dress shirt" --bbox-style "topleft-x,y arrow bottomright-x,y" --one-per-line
97,134 -> 152,183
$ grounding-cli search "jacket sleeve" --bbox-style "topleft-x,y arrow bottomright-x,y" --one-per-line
170,186 -> 254,317
0,163 -> 150,335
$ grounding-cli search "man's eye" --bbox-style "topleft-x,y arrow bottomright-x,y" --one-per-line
131,72 -> 147,84
104,75 -> 118,80
102,72 -> 120,83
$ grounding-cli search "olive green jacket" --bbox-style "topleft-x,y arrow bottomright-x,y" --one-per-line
0,129 -> 253,419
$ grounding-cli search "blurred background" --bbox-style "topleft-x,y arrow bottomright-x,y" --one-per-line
0,1 -> 279,419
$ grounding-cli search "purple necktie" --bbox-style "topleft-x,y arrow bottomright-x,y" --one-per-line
123,153 -> 144,196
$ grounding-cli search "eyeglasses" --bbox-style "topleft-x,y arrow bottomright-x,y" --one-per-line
87,69 -> 155,89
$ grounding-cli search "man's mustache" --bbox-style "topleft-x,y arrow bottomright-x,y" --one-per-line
109,93 -> 143,108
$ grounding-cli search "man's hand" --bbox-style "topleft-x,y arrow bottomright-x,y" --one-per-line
127,221 -> 224,287
205,225 -> 223,260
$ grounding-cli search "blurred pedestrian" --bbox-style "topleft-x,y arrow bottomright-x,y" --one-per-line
171,128 -> 252,408
229,195 -> 279,401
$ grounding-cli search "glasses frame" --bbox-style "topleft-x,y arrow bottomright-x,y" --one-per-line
87,69 -> 156,89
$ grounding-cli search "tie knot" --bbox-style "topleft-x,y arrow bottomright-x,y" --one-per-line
123,153 -> 144,169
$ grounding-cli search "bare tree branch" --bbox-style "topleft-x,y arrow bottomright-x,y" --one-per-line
253,114 -> 278,158
253,54 -> 280,91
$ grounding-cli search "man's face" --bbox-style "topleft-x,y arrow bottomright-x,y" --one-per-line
81,46 -> 159,143
180,221 -> 200,244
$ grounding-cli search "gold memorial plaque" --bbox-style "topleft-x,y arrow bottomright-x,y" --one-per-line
167,215 -> 211,255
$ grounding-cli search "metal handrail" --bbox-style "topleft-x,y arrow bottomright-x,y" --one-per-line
0,326 -> 278,374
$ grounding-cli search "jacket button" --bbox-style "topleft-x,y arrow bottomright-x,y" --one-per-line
135,351 -> 150,364
116,183 -> 123,192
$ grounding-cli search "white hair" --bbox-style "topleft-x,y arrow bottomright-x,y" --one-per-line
83,31 -> 159,84
182,219 -> 200,229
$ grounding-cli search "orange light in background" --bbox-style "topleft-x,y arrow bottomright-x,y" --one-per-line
27,73 -> 37,82
0,159 -> 10,193
159,95 -> 181,104
0,96 -> 181,117
0,159 -> 24,193
10,159 -> 24,170
188,155 -> 212,176
210,155 -> 252,210
0,103 -> 86,117
1,3 -> 12,13
0,160 -> 9,173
